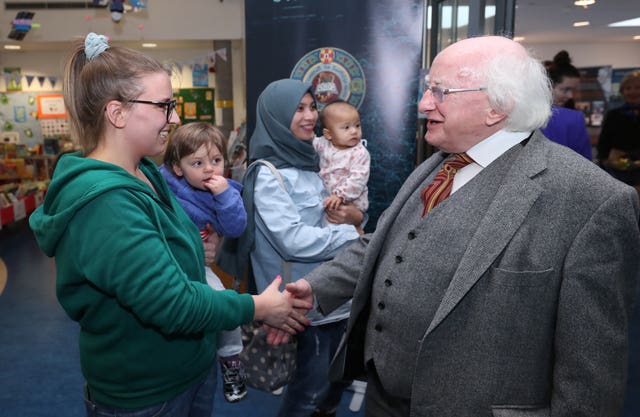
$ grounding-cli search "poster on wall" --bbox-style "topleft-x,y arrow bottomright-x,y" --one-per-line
37,94 -> 67,119
174,88 -> 215,123
245,0 -> 423,230
14,106 -> 26,123
576,65 -> 612,127
192,64 -> 209,87
3,67 -> 22,92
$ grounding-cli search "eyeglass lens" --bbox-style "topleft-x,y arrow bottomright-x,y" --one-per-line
425,86 -> 444,102
166,101 -> 177,122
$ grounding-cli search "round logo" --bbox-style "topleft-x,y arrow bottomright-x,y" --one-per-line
290,47 -> 366,111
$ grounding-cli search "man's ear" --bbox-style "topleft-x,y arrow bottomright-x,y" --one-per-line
322,127 -> 332,140
172,163 -> 184,177
485,108 -> 507,127
105,100 -> 127,128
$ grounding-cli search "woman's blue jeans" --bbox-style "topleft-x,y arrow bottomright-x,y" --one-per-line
277,319 -> 351,417
84,366 -> 217,417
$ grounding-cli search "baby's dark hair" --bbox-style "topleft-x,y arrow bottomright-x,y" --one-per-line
545,50 -> 580,86
163,122 -> 227,171
319,99 -> 358,129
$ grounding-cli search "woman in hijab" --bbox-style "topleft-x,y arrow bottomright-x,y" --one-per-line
238,79 -> 364,417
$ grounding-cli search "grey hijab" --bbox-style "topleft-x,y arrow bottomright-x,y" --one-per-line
248,78 -> 319,170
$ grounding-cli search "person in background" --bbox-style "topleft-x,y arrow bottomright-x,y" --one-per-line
541,50 -> 592,160
597,69 -> 640,194
285,36 -> 640,417
545,50 -> 580,109
314,100 -> 370,213
28,33 -> 309,417
228,79 -> 364,417
160,122 -> 248,404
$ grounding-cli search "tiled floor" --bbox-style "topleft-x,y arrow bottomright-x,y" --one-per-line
0,221 -> 365,417
2,220 -> 638,416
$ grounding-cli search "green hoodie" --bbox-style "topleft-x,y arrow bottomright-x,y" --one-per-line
29,153 -> 254,408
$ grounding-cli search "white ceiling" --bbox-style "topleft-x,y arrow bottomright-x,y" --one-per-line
0,0 -> 638,52
0,0 -> 243,52
514,0 -> 640,44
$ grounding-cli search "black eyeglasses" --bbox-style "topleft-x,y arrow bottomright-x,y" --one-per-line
128,99 -> 177,122
424,86 -> 486,103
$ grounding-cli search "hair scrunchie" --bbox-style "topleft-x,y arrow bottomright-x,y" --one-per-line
85,32 -> 109,61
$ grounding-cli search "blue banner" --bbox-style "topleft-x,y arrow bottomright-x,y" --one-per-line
245,0 -> 423,230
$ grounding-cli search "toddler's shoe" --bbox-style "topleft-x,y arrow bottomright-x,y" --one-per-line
310,408 -> 337,417
220,355 -> 248,403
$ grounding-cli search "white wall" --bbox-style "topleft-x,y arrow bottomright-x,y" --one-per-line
0,0 -> 248,135
0,47 -> 223,91
0,0 -> 244,43
523,42 -> 640,69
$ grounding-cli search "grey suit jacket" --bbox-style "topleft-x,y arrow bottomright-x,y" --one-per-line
306,131 -> 640,417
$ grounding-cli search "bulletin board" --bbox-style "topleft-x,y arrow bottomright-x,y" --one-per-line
0,91 -> 69,148
174,88 -> 215,124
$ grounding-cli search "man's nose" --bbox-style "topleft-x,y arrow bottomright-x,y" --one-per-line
418,90 -> 436,114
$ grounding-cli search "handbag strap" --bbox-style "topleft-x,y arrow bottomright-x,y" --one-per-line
251,159 -> 292,286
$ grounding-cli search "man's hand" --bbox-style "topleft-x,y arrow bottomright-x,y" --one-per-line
285,278 -> 315,309
264,279 -> 315,345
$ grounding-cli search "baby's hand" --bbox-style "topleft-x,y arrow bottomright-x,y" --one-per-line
323,194 -> 343,211
203,175 -> 229,195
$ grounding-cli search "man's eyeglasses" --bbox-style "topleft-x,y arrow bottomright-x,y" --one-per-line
128,99 -> 177,122
424,85 -> 486,103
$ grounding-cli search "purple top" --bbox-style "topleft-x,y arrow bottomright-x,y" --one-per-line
541,106 -> 592,160
159,164 -> 247,238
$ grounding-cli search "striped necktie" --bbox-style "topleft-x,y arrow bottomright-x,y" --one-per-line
421,153 -> 474,217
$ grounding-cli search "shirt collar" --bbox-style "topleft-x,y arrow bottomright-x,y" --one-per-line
466,130 -> 531,168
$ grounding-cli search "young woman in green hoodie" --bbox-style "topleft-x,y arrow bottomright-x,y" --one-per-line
28,33 -> 311,417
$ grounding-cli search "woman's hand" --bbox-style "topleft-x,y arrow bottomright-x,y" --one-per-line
252,276 -> 312,334
202,224 -> 221,264
325,203 -> 364,232
265,278 -> 315,345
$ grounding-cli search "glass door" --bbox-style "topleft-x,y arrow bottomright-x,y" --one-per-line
427,0 -> 515,65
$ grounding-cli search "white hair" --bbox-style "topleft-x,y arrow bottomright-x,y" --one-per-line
482,46 -> 552,131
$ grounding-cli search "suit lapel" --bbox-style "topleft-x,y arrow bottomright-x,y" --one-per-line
426,132 -> 548,335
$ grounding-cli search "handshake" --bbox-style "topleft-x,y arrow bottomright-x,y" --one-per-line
251,275 -> 315,345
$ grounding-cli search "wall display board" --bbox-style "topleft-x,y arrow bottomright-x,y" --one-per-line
174,88 -> 215,124
245,0 -> 423,230
0,91 -> 69,148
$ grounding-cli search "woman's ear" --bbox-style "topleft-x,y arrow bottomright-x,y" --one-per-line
105,100 -> 127,128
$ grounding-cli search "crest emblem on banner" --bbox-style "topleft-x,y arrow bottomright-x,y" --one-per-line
291,47 -> 366,111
